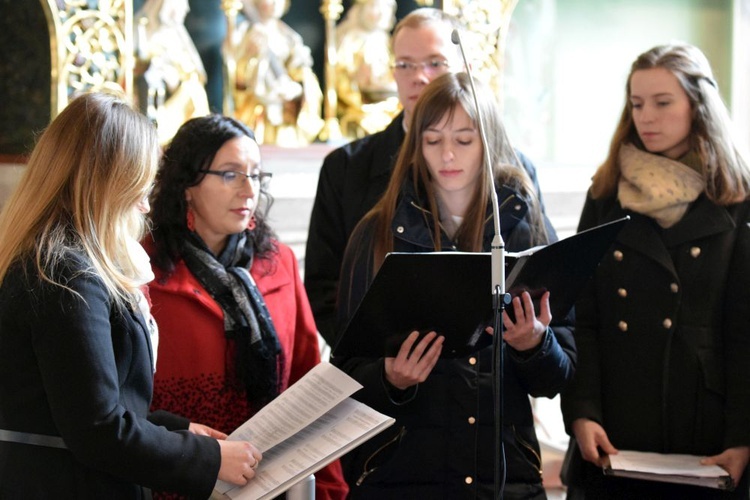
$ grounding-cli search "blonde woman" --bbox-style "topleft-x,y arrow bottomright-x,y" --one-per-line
0,92 -> 260,498
561,44 -> 750,498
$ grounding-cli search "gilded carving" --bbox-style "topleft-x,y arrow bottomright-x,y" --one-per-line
440,0 -> 518,99
41,0 -> 133,117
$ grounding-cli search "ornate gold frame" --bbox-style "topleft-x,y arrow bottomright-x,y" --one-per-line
39,0 -> 133,119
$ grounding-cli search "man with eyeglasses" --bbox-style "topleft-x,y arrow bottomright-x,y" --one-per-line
304,7 -> 544,348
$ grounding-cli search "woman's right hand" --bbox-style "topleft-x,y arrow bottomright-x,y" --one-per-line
217,440 -> 263,485
384,330 -> 443,390
572,418 -> 618,467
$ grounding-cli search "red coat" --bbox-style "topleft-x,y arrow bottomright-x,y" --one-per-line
147,240 -> 348,499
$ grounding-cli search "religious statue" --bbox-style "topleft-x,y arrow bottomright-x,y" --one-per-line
335,0 -> 399,138
135,0 -> 210,145
231,0 -> 324,146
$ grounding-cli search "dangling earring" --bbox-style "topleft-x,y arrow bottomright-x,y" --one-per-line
247,215 -> 256,231
186,207 -> 196,232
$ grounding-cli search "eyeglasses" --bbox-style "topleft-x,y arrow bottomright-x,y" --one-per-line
392,59 -> 451,75
199,170 -> 273,190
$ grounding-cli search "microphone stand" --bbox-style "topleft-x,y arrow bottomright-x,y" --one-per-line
451,30 -> 509,500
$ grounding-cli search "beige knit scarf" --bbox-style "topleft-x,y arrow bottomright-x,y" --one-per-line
617,144 -> 705,228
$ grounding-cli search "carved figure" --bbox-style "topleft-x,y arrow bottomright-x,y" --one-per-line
335,0 -> 399,138
232,0 -> 324,146
135,0 -> 210,145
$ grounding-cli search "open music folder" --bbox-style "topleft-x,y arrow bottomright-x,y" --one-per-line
333,217 -> 628,358
211,363 -> 395,500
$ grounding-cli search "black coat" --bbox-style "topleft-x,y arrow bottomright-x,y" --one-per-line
332,182 -> 575,499
304,113 -> 545,345
561,191 -> 750,498
0,250 -> 220,499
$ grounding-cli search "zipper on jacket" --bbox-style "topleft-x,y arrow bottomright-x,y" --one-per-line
512,425 -> 543,477
356,426 -> 407,486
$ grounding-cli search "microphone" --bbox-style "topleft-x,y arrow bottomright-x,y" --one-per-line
451,29 -> 505,299
453,28 -> 508,500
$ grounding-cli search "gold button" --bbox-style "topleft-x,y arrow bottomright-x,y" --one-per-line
670,283 -> 679,293
468,357 -> 477,366
468,416 -> 476,425
613,250 -> 624,261
618,321 -> 628,332
690,247 -> 701,258
465,476 -> 473,485
617,288 -> 627,298
396,226 -> 405,234
663,318 -> 672,329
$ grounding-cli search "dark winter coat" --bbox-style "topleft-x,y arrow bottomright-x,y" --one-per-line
0,250 -> 220,499
332,181 -> 575,499
561,191 -> 750,498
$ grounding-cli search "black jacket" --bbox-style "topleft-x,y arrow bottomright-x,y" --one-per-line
332,182 -> 575,499
0,251 -> 220,499
561,192 -> 750,498
305,113 -> 544,345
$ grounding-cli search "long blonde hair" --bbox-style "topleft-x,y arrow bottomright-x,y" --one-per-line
592,43 -> 750,204
367,72 -> 546,267
0,92 -> 158,306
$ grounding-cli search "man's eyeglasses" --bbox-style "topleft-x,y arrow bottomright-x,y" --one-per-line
392,59 -> 450,75
199,170 -> 273,190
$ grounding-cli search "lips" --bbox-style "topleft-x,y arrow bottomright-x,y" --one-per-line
439,169 -> 463,177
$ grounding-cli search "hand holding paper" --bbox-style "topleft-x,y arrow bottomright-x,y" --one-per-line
502,290 -> 551,352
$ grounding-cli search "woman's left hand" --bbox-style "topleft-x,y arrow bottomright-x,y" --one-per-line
701,445 -> 750,487
189,422 -> 228,440
500,290 -> 551,352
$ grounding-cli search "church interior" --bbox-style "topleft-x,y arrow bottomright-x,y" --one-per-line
1,1 -> 749,497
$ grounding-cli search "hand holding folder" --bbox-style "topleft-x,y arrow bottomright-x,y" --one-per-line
333,218 -> 628,358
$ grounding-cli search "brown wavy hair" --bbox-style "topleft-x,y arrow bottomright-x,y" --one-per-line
591,43 -> 750,204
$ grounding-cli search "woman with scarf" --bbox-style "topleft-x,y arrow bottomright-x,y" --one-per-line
560,43 -> 750,499
145,114 -> 348,499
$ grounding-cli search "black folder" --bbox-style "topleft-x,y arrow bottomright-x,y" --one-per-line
333,217 -> 628,358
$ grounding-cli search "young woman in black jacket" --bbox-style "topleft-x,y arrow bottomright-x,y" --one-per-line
561,43 -> 750,499
333,72 -> 576,499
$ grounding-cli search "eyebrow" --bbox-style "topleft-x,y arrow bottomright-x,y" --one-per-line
630,92 -> 675,99
395,53 -> 449,61
215,161 -> 261,171
424,126 -> 476,133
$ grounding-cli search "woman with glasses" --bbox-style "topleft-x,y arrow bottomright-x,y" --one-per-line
145,114 -> 348,499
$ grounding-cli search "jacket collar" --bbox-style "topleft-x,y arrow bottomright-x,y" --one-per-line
391,180 -> 529,249
369,113 -> 406,181
614,194 -> 736,272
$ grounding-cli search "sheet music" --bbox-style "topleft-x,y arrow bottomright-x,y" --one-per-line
226,362 -> 362,451
608,450 -> 727,478
211,363 -> 395,500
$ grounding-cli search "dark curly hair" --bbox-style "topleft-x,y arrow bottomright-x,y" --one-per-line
149,114 -> 277,274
